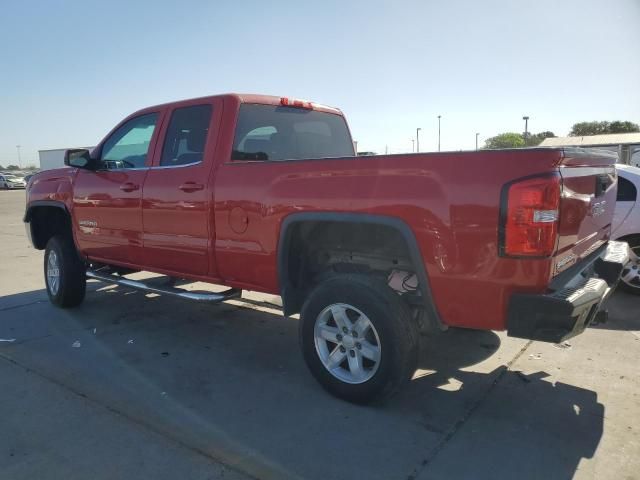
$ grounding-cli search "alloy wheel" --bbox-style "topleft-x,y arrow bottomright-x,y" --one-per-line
313,303 -> 382,384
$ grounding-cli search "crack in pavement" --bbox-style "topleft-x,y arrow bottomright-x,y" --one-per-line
406,340 -> 534,480
0,298 -> 47,312
0,352 -> 303,480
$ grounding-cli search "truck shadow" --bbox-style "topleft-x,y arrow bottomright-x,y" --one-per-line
0,283 -> 604,480
590,290 -> 640,332
393,328 -> 604,479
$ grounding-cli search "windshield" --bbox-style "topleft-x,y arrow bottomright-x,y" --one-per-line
232,104 -> 354,161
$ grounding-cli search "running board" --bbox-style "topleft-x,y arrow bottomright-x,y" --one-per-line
86,270 -> 241,303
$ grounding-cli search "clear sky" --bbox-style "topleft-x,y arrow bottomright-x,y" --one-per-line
1,0 -> 639,166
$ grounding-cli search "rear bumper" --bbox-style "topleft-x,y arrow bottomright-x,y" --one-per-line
506,240 -> 630,343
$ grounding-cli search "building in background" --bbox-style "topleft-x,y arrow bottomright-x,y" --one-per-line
38,147 -> 94,171
540,133 -> 640,167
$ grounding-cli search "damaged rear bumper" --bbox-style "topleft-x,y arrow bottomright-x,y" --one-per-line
506,240 -> 630,343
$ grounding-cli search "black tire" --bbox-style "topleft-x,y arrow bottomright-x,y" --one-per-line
44,235 -> 86,308
618,236 -> 640,295
299,274 -> 419,404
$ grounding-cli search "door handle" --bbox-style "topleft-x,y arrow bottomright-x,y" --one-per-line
178,182 -> 204,192
119,182 -> 139,192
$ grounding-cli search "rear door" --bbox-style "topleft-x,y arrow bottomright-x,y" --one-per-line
73,112 -> 162,264
140,99 -> 221,276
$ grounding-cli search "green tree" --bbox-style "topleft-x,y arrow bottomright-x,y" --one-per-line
609,121 -> 640,133
484,132 -> 526,149
570,121 -> 639,136
5,165 -> 20,171
484,131 -> 556,149
525,131 -> 556,146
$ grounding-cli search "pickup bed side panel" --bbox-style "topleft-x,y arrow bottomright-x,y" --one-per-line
213,149 -> 565,330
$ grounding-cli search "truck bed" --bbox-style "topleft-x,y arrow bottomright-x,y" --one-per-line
213,147 -> 618,331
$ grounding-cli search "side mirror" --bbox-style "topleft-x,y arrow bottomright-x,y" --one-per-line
64,149 -> 96,169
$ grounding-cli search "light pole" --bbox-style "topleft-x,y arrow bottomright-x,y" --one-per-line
437,115 -> 441,152
416,128 -> 421,153
475,133 -> 479,151
522,116 -> 529,142
16,145 -> 21,168
411,139 -> 415,153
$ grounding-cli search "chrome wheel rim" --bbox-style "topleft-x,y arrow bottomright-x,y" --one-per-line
621,246 -> 640,290
47,250 -> 60,295
314,303 -> 381,384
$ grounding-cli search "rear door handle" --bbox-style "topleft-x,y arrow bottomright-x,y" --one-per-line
179,182 -> 204,192
119,182 -> 139,192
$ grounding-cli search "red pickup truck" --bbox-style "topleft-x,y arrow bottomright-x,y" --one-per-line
24,93 -> 629,403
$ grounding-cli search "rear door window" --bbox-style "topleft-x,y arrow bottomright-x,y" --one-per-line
617,176 -> 637,202
232,104 -> 354,161
160,104 -> 213,167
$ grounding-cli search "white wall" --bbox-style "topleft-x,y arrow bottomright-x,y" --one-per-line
38,149 -> 66,170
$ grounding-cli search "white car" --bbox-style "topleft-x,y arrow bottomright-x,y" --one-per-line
613,164 -> 640,294
0,174 -> 26,189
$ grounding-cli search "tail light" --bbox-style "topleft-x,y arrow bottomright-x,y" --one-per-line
499,173 -> 561,257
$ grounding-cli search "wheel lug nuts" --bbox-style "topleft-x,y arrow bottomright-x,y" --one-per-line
342,327 -> 348,334
356,343 -> 361,350
336,334 -> 343,341
339,346 -> 346,353
349,350 -> 356,357
351,331 -> 358,338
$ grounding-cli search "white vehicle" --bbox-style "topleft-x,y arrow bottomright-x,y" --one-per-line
613,164 -> 640,294
0,174 -> 26,190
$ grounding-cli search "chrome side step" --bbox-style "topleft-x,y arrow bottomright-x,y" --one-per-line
86,270 -> 241,303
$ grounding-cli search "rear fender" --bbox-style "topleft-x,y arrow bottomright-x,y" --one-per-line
277,212 -> 442,328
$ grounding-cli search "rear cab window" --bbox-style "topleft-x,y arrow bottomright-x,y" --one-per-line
232,104 -> 354,161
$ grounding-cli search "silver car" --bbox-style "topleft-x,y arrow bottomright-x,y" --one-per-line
0,174 -> 26,189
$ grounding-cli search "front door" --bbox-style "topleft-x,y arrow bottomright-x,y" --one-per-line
73,112 -> 161,265
141,100 -> 219,276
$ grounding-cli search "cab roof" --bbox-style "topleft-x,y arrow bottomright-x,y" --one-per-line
136,93 -> 343,116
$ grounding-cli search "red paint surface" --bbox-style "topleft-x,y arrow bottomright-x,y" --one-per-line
26,94 -> 618,331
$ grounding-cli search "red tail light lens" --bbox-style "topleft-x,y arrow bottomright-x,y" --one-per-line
500,174 -> 561,257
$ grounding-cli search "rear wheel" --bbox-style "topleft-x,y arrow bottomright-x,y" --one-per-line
44,235 -> 86,307
619,237 -> 640,295
299,274 -> 419,404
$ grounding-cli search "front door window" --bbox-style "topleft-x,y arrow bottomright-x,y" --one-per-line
101,113 -> 159,169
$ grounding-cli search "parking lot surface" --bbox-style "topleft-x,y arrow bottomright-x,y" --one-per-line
1,188 -> 639,480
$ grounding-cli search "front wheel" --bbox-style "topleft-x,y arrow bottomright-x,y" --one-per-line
44,235 -> 87,308
619,237 -> 640,295
299,274 -> 419,404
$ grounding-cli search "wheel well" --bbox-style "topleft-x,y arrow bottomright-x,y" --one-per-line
27,206 -> 72,250
280,218 -> 425,316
